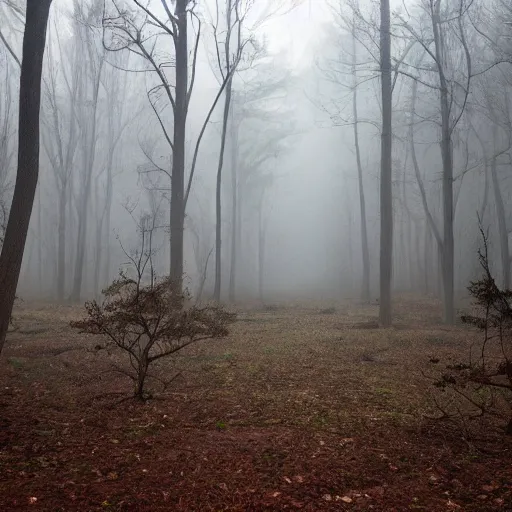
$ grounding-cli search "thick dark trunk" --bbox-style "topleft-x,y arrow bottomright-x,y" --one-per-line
0,0 -> 53,351
135,358 -> 149,400
379,0 -> 393,326
170,0 -> 188,289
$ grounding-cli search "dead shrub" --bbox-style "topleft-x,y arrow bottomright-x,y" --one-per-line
71,213 -> 235,400
432,228 -> 512,434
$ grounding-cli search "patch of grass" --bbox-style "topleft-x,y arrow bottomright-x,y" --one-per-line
7,357 -> 24,370
215,420 -> 227,430
374,387 -> 394,396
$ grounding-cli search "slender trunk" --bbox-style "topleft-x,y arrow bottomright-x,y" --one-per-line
170,0 -> 188,289
135,358 -> 148,400
491,152 -> 510,288
93,177 -> 105,299
352,31 -> 370,302
228,116 -> 238,303
214,78 -> 233,301
424,219 -> 431,294
197,248 -> 212,303
414,219 -> 423,291
70,58 -> 103,302
258,201 -> 265,302
379,0 -> 393,326
103,171 -> 113,286
344,173 -> 354,294
432,4 -> 455,323
407,216 -> 414,290
57,187 -> 66,301
410,60 -> 445,300
0,0 -> 53,351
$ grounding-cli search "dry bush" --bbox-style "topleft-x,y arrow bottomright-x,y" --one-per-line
71,213 -> 235,400
433,229 -> 512,434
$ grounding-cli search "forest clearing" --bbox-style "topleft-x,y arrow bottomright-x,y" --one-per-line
0,297 -> 510,511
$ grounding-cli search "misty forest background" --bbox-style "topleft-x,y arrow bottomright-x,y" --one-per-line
1,0 -> 511,322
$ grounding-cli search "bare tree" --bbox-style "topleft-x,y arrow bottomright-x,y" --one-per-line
401,0 -> 474,323
41,19 -> 82,300
350,25 -> 371,303
211,0 -> 252,302
379,0 -> 393,326
0,0 -> 53,351
69,0 -> 107,302
103,0 -> 239,291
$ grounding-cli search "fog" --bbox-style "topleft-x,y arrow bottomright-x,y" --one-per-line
1,0 -> 511,310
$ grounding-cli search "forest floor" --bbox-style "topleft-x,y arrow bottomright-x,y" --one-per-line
0,296 -> 511,511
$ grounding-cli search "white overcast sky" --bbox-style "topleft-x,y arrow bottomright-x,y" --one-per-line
262,0 -> 330,68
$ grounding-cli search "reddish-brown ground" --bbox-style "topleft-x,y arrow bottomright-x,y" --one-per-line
0,297 -> 511,511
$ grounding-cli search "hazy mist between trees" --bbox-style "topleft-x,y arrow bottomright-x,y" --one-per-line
1,0 -> 512,331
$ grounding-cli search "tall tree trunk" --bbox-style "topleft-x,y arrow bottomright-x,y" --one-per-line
103,150 -> 114,287
379,0 -> 393,326
432,3 -> 455,323
0,0 -> 53,351
57,187 -> 66,301
228,115 -> 238,303
345,178 -> 355,295
170,0 -> 188,289
93,177 -> 104,299
258,199 -> 266,303
352,31 -> 370,302
424,219 -> 431,294
213,72 -> 234,300
70,57 -> 103,302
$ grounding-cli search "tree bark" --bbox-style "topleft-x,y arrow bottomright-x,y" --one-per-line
0,0 -> 53,351
170,0 -> 188,289
431,2 -> 455,323
379,0 -> 393,326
